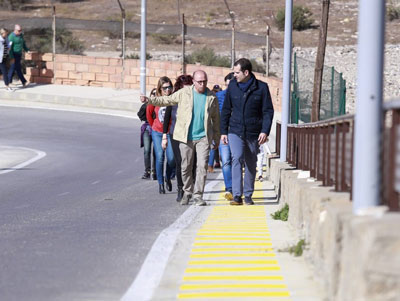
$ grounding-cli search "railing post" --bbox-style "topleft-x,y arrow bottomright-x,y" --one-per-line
352,0 -> 385,213
140,0 -> 147,95
279,0 -> 293,162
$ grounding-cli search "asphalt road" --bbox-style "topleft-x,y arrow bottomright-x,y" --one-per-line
0,107 -> 187,301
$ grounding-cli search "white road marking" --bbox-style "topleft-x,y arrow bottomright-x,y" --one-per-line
120,174 -> 223,301
0,146 -> 46,175
91,180 -> 101,185
58,192 -> 70,196
115,170 -> 123,175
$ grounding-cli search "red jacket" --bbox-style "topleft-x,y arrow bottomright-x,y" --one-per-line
146,105 -> 170,133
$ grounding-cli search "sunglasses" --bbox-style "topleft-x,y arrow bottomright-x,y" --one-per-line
162,86 -> 173,91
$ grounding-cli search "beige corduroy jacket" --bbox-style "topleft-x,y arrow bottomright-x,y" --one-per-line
149,85 -> 221,146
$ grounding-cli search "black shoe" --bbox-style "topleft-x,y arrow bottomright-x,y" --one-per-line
152,173 -> 157,180
244,196 -> 254,205
230,196 -> 243,206
141,172 -> 150,179
159,184 -> 165,194
176,187 -> 184,202
165,178 -> 172,192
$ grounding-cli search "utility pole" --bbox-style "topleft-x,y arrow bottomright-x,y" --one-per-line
117,0 -> 126,89
352,0 -> 385,214
265,25 -> 270,77
52,4 -> 56,83
181,14 -> 186,74
223,0 -> 235,68
311,0 -> 330,122
280,0 -> 293,162
140,0 -> 147,95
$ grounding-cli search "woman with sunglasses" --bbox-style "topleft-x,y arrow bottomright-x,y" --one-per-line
162,74 -> 193,202
147,76 -> 176,194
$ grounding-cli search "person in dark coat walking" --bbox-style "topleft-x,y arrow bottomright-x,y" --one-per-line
220,58 -> 274,205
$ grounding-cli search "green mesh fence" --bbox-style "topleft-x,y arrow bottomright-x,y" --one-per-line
291,52 -> 346,123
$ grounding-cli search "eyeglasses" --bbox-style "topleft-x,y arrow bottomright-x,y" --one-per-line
162,86 -> 173,91
194,80 -> 207,85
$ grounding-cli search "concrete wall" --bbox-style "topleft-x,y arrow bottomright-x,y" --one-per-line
268,158 -> 400,301
24,53 -> 282,112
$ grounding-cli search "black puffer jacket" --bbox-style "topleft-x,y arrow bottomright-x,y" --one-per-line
220,74 -> 274,139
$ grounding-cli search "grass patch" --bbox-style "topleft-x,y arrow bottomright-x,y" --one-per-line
271,204 -> 289,221
275,5 -> 314,31
149,33 -> 180,45
186,47 -> 230,67
387,4 -> 400,21
279,239 -> 306,257
126,52 -> 152,60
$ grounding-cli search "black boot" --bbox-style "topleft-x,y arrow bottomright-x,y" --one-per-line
152,173 -> 157,180
176,187 -> 184,202
159,184 -> 165,194
141,171 -> 150,179
165,178 -> 172,192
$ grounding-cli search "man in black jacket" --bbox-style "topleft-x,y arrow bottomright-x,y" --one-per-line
220,58 -> 274,205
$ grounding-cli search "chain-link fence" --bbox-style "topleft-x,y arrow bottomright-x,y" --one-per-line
291,52 -> 346,123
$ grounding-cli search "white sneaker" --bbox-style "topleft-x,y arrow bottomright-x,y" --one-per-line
258,175 -> 263,182
194,198 -> 207,206
6,87 -> 13,92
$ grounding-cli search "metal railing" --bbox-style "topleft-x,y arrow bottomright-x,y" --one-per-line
276,99 -> 400,211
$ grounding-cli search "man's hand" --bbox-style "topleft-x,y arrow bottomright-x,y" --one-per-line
258,133 -> 268,145
161,138 -> 168,150
221,135 -> 228,145
140,95 -> 149,103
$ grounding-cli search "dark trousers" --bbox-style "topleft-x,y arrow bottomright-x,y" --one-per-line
8,52 -> 26,85
171,136 -> 183,188
0,58 -> 9,86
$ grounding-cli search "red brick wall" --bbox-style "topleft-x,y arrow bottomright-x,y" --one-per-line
25,52 -> 282,112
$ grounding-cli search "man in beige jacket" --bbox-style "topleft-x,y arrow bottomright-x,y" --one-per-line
141,70 -> 220,206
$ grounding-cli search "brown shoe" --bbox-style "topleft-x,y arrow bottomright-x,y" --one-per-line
207,166 -> 214,173
230,196 -> 243,206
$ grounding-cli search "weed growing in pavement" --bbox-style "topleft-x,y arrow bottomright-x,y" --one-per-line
271,204 -> 289,221
275,5 -> 314,31
279,239 -> 306,257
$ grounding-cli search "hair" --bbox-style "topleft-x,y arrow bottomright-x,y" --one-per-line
174,74 -> 193,92
149,88 -> 157,97
234,58 -> 252,73
0,28 -> 8,35
156,76 -> 173,96
212,84 -> 222,92
224,72 -> 234,82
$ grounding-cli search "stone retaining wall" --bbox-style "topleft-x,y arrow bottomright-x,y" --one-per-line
24,52 -> 282,112
268,158 -> 400,300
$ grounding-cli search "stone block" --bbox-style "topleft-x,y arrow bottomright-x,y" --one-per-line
96,58 -> 109,66
95,73 -> 109,82
102,66 -> 116,74
76,64 -> 89,72
55,70 -> 69,78
69,55 -> 83,64
82,56 -> 96,64
40,68 -> 54,78
46,62 -> 54,69
130,67 -> 140,76
124,75 -> 137,84
56,54 -> 70,62
82,72 -> 96,81
89,64 -> 102,73
42,53 -> 53,62
69,71 -> 82,80
110,58 -> 122,66
62,62 -> 75,71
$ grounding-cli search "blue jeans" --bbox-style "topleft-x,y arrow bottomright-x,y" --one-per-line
152,130 -> 175,185
142,128 -> 155,173
219,143 -> 232,192
228,133 -> 259,198
8,52 -> 26,85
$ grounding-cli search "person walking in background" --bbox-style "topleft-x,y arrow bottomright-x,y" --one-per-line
220,58 -> 274,206
215,72 -> 234,200
207,84 -> 223,173
137,88 -> 157,180
141,70 -> 220,206
162,74 -> 193,202
147,77 -> 176,194
8,24 -> 29,87
0,28 -> 12,91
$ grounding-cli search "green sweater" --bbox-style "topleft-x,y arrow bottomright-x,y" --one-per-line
8,32 -> 29,58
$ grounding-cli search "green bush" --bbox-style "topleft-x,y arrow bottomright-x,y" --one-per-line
24,28 -> 84,55
186,47 -> 230,68
271,204 -> 289,221
150,33 -> 180,45
387,5 -> 400,21
275,5 -> 314,31
126,53 -> 152,60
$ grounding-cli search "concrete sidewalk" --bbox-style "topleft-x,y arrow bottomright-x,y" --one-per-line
0,83 -> 142,116
129,171 -> 324,301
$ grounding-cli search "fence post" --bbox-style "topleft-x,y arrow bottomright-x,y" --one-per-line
265,25 -> 270,77
117,0 -> 126,89
352,0 -> 385,213
181,14 -> 186,74
330,66 -> 334,117
279,0 -> 293,163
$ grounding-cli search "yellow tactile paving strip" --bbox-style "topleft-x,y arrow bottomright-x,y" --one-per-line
177,179 -> 291,300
